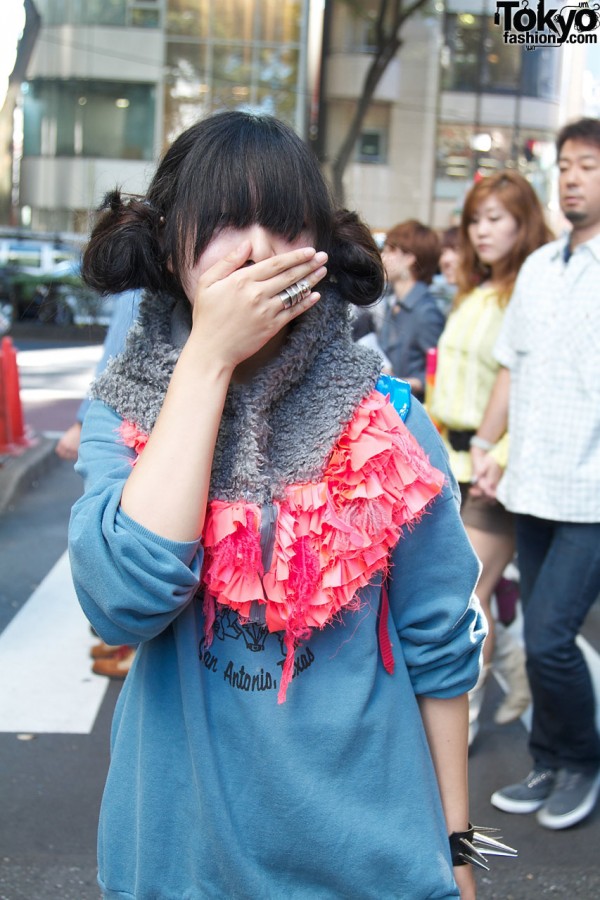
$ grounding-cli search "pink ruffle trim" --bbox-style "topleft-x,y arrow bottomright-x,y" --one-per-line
118,390 -> 445,702
118,420 -> 149,458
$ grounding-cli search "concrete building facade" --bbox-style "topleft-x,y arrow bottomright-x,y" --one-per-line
20,0 -> 311,232
16,0 -> 590,234
322,0 -> 587,231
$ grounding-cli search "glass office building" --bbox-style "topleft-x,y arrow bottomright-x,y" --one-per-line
18,0 -> 581,231
20,0 -> 309,231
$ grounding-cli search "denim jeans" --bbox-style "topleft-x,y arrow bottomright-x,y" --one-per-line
516,514 -> 600,775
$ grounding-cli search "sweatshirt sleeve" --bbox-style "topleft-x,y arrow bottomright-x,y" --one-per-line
69,400 -> 203,646
388,400 -> 487,697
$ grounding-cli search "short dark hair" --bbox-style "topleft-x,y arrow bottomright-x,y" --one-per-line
556,117 -> 600,157
82,111 -> 384,307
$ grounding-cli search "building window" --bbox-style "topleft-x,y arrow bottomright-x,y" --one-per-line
337,0 -> 382,52
34,0 -> 160,27
357,130 -> 386,164
442,13 -> 519,93
434,123 -> 556,205
167,0 -> 210,35
165,1 -> 305,136
441,13 -> 559,99
23,80 -> 155,160
130,5 -> 161,28
166,0 -> 301,41
352,104 -> 390,165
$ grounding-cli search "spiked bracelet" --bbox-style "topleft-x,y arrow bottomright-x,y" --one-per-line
449,824 -> 517,871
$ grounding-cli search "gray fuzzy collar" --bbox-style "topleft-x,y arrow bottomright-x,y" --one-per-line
92,287 -> 383,503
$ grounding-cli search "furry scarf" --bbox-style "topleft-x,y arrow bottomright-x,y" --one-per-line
92,286 -> 384,503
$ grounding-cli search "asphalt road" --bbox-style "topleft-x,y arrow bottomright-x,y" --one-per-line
0,339 -> 599,899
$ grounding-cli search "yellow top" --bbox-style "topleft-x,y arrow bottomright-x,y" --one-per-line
430,285 -> 509,484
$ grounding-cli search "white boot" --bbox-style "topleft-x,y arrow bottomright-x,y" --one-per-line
468,663 -> 490,746
493,625 -> 531,725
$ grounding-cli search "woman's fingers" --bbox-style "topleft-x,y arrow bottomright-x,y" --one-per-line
199,240 -> 253,286
188,243 -> 328,369
274,278 -> 325,317
269,260 -> 328,304
252,249 -> 328,290
202,244 -> 319,291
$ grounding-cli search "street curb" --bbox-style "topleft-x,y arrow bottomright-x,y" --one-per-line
0,435 -> 60,516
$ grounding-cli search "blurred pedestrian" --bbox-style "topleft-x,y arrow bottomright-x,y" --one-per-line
56,288 -> 141,679
473,117 -> 600,830
68,111 -> 494,899
430,171 -> 552,745
379,220 -> 445,400
431,225 -> 460,316
56,289 -> 141,461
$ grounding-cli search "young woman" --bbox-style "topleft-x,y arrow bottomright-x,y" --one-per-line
68,111 -> 495,899
379,220 -> 446,400
430,172 -> 552,743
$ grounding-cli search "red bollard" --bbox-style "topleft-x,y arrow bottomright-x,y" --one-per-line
0,336 -> 35,455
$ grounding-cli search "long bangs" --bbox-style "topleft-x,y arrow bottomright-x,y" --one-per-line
163,113 -> 332,270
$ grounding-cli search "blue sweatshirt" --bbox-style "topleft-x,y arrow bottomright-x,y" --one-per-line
69,385 -> 485,900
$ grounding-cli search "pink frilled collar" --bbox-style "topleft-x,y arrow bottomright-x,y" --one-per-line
119,389 -> 445,702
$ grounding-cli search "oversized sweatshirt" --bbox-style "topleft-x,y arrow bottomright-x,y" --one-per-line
69,287 -> 485,899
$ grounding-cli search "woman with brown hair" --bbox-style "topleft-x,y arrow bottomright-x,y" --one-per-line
379,219 -> 446,400
430,171 -> 553,744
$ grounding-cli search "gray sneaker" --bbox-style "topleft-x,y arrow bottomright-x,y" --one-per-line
537,768 -> 600,830
491,768 -> 556,814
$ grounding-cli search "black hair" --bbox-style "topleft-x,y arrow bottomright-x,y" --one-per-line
82,111 -> 384,307
556,117 -> 600,157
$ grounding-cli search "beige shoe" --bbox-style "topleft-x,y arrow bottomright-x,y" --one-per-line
92,646 -> 136,679
90,640 -> 122,659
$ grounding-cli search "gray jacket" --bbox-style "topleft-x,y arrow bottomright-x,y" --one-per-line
378,282 -> 445,399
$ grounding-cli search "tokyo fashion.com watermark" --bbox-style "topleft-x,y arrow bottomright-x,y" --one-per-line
494,0 -> 599,48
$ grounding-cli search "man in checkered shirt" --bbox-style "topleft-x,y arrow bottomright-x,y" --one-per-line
470,117 -> 600,832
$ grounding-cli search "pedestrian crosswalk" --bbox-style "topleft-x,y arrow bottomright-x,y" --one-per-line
0,550 -> 109,734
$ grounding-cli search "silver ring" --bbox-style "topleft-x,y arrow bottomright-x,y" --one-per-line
296,279 -> 311,299
278,289 -> 295,310
286,283 -> 302,303
278,283 -> 301,309
278,280 -> 311,311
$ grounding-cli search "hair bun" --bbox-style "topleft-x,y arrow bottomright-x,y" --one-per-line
102,189 -> 124,213
328,209 -> 385,307
82,190 -> 166,295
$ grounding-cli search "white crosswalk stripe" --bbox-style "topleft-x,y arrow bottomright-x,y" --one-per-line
0,550 -> 109,734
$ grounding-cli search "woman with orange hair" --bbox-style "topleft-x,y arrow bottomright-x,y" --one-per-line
431,172 -> 553,744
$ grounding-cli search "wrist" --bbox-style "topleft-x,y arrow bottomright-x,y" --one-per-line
469,435 -> 494,452
449,825 -> 475,867
449,823 -> 517,870
179,339 -> 235,383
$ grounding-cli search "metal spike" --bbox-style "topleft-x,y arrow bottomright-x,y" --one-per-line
460,838 -> 489,866
473,832 -> 518,855
457,851 -> 490,872
470,824 -> 500,834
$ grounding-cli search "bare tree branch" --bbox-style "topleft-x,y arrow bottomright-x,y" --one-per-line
330,0 -> 432,204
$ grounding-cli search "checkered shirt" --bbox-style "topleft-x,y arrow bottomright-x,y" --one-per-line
494,231 -> 600,523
